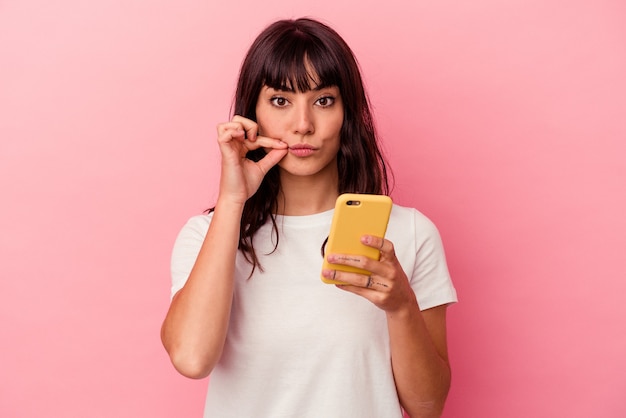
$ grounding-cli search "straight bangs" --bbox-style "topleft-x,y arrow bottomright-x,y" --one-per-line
261,37 -> 341,92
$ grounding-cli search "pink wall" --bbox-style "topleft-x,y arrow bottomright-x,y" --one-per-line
1,1 -> 625,417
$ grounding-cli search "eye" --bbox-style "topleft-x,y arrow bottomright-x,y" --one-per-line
270,96 -> 289,107
315,96 -> 335,107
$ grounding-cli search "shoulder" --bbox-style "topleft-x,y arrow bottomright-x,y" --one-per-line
386,203 -> 447,260
171,213 -> 213,256
176,213 -> 213,239
388,204 -> 440,239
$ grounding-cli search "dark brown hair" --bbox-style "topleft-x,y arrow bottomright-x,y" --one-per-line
216,18 -> 391,273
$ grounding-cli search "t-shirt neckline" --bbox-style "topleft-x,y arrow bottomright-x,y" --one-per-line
272,208 -> 334,227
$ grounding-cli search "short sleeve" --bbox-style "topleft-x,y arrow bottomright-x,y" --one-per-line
170,214 -> 212,298
409,210 -> 458,310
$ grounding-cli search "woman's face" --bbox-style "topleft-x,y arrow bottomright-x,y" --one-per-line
255,84 -> 344,179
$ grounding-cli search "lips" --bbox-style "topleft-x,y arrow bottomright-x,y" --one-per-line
289,143 -> 316,157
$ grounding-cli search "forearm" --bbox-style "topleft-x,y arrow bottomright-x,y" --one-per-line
161,199 -> 244,379
387,304 -> 451,418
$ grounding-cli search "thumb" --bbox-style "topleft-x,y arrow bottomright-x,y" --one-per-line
257,148 -> 288,174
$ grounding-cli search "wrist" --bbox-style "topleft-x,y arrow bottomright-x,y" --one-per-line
214,196 -> 246,214
386,298 -> 420,321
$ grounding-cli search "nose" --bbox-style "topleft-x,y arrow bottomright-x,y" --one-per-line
293,105 -> 314,136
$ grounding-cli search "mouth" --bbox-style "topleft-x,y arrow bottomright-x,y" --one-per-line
288,144 -> 316,157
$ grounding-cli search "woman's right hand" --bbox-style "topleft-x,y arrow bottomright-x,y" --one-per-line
216,115 -> 288,205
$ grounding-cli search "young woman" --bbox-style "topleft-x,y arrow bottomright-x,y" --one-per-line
161,18 -> 457,418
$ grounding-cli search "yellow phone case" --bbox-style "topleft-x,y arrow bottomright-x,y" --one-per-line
321,193 -> 393,284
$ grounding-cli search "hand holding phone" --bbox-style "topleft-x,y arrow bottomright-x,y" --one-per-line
321,193 -> 393,284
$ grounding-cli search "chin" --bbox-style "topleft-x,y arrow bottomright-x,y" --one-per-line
278,159 -> 337,178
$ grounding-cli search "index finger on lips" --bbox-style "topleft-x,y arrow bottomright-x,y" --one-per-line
252,135 -> 288,150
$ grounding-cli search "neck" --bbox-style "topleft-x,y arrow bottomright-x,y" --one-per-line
276,169 -> 339,216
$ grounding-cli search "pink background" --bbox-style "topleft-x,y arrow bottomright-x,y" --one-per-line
1,0 -> 625,417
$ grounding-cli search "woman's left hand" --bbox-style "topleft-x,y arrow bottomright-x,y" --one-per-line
321,235 -> 417,313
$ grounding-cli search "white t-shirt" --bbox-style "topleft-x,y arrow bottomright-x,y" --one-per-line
170,204 -> 457,418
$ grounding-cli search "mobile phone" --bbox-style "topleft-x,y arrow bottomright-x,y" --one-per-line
321,193 -> 393,284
